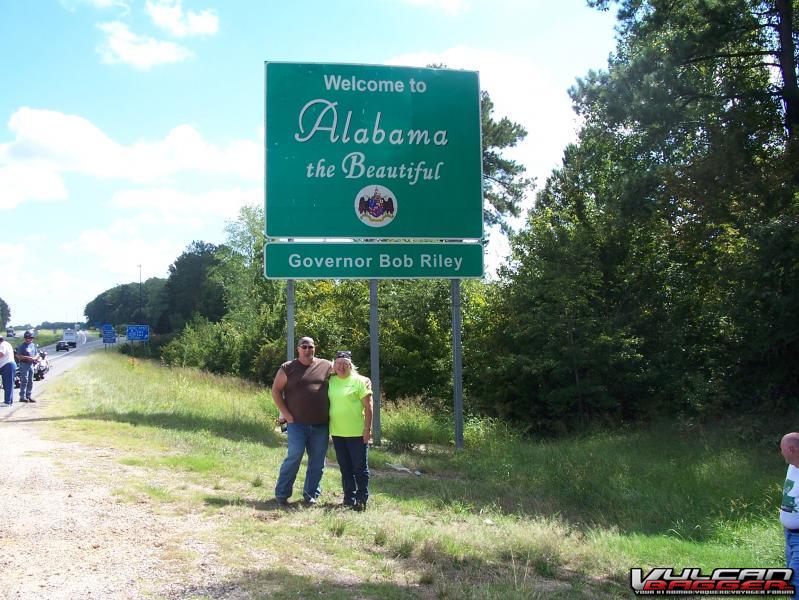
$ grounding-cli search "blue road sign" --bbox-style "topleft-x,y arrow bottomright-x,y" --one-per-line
126,325 -> 149,341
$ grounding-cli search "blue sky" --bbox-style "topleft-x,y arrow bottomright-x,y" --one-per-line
0,0 -> 617,326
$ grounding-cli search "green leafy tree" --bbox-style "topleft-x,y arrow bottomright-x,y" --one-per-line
85,278 -> 166,327
159,241 -> 226,333
587,0 -> 798,161
577,0 -> 799,409
473,0 -> 798,431
163,208 -> 288,381
480,91 -> 535,233
0,297 -> 9,328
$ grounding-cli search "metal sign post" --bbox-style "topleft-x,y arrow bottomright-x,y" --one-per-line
286,280 -> 295,361
451,279 -> 464,449
370,279 -> 381,445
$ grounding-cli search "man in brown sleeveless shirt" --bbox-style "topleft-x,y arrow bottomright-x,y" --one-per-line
272,336 -> 333,505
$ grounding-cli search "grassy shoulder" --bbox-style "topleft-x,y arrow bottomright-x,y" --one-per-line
39,353 -> 785,599
29,330 -> 61,347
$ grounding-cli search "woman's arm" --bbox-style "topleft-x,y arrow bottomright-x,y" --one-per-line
361,391 -> 373,443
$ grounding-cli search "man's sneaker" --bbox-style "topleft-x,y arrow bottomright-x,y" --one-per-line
353,499 -> 367,512
275,497 -> 289,506
303,496 -> 318,506
19,398 -> 28,403
27,398 -> 35,403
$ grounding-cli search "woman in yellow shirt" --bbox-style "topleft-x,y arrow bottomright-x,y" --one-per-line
328,350 -> 373,511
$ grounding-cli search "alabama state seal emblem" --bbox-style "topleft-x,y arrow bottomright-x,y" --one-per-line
354,185 -> 397,228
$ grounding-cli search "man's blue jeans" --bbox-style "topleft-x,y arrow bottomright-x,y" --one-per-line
18,362 -> 33,400
786,529 -> 799,598
275,423 -> 329,501
332,436 -> 369,505
0,362 -> 15,404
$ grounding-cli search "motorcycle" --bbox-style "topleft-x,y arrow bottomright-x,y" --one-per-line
33,350 -> 50,381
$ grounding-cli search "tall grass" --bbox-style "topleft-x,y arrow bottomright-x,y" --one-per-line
30,331 -> 61,347
41,353 -> 787,598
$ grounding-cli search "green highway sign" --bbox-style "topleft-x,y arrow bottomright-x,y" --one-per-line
265,62 -> 483,239
264,242 -> 483,279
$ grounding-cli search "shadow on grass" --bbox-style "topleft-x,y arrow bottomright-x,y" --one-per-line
161,563 -> 609,599
73,409 -> 284,447
167,568 -> 427,599
203,494 -> 357,514
0,415 -> 85,424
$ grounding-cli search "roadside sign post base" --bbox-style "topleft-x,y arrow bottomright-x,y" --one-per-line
370,279 -> 381,446
452,279 -> 463,450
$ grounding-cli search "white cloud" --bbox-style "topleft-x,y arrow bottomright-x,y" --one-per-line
59,0 -> 130,12
63,224 -> 185,277
397,0 -> 470,15
0,243 -> 95,325
0,163 -> 68,210
145,0 -> 219,38
52,186 -> 256,284
97,21 -> 193,70
0,108 -> 263,322
1,108 -> 262,206
108,186 -> 259,225
84,0 -> 129,9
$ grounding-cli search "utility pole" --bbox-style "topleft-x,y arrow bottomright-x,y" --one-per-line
137,264 -> 142,321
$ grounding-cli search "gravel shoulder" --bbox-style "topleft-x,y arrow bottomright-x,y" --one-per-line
0,354 -> 231,599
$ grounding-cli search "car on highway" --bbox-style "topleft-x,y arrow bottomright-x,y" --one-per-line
55,340 -> 70,351
6,329 -> 15,337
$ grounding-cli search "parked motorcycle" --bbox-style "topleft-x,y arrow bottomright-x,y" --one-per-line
33,350 -> 50,381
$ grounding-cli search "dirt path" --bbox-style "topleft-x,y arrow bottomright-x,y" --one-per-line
0,360 -> 231,599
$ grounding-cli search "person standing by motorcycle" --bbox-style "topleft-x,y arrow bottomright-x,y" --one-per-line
15,331 -> 38,403
0,334 -> 16,406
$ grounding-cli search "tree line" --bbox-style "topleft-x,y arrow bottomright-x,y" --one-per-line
0,297 -> 9,328
85,0 -> 798,434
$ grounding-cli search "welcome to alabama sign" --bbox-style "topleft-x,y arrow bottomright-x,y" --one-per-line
265,62 -> 483,240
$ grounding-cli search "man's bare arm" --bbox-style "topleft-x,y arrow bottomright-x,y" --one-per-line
271,368 -> 293,422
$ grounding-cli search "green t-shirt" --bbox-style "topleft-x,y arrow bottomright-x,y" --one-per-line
328,373 -> 370,437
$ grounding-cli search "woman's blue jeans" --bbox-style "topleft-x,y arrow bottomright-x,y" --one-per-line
332,436 -> 369,505
274,423 -> 329,501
